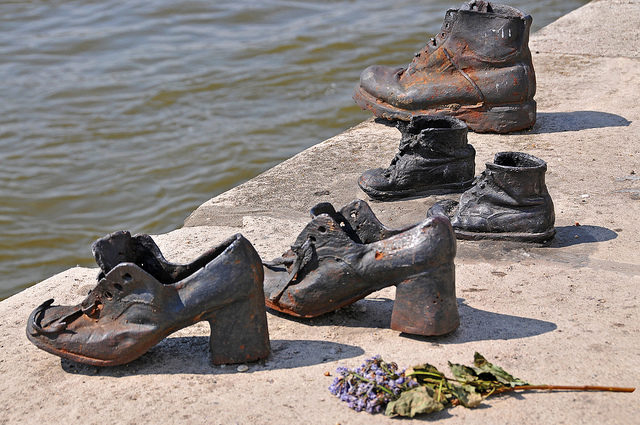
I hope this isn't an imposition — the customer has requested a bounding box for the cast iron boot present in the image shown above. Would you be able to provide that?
[359,115,475,200]
[27,231,270,366]
[353,1,536,133]
[263,200,460,336]
[438,152,555,242]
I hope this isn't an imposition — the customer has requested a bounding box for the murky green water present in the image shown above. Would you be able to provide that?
[0,0,587,299]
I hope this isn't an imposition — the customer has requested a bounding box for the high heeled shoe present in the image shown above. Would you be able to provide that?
[26,231,270,366]
[263,200,460,336]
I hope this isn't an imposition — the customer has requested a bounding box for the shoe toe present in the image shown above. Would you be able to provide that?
[358,168,390,193]
[27,301,75,336]
[359,65,404,100]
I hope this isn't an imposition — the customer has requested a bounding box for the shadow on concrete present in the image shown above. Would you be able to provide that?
[531,111,631,133]
[270,298,556,344]
[376,111,631,134]
[547,225,617,248]
[401,298,557,344]
[60,338,364,376]
[455,224,617,262]
[267,298,393,329]
[374,117,399,128]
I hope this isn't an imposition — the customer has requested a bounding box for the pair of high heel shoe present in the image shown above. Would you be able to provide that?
[27,201,459,366]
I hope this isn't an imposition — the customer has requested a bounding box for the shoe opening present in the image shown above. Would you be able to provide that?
[406,115,467,133]
[462,1,524,18]
[494,151,543,168]
[93,230,242,285]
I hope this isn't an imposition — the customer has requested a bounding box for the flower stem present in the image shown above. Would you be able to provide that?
[407,371,466,383]
[495,385,635,394]
[436,378,444,402]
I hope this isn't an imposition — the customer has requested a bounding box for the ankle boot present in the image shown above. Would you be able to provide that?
[27,231,270,366]
[438,152,555,242]
[263,200,460,336]
[359,115,475,200]
[353,1,536,133]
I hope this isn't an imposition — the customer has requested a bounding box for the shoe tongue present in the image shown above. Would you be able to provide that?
[92,230,135,275]
[310,202,337,218]
[92,231,173,283]
[463,1,493,13]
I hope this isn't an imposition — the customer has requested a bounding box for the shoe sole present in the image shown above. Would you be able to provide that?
[27,299,271,367]
[353,85,536,134]
[265,289,373,318]
[358,177,475,201]
[26,325,173,367]
[454,227,556,243]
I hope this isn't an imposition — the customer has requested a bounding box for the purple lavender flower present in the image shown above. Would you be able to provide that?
[328,355,417,414]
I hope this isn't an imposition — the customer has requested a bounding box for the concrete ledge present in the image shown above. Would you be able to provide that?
[2,1,639,424]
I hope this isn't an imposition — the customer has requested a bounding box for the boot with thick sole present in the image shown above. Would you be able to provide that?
[359,115,475,201]
[353,1,536,133]
[437,151,555,242]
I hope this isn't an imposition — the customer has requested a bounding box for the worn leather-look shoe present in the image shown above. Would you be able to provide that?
[263,200,459,336]
[26,231,270,366]
[438,152,555,242]
[353,1,536,133]
[359,115,475,200]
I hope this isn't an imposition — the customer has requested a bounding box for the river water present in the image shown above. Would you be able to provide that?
[0,0,587,299]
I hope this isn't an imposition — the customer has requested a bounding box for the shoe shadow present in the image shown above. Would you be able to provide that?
[402,298,557,344]
[376,111,631,134]
[455,224,618,261]
[547,225,618,248]
[267,298,393,329]
[529,111,631,133]
[269,298,556,344]
[60,338,364,376]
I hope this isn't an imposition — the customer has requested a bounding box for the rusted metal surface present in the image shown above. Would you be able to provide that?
[353,1,536,133]
[263,200,459,336]
[438,152,556,242]
[359,115,475,200]
[27,231,270,366]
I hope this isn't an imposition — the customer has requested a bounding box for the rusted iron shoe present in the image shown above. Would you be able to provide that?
[437,152,555,242]
[359,115,475,200]
[263,200,459,336]
[26,231,270,366]
[353,1,536,133]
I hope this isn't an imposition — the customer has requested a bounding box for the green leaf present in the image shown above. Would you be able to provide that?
[405,363,445,384]
[407,363,444,377]
[405,364,454,403]
[385,387,445,418]
[448,362,478,382]
[473,353,528,387]
[450,384,484,408]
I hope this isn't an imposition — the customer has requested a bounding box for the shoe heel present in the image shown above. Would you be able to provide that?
[458,100,536,133]
[206,290,270,365]
[390,262,459,336]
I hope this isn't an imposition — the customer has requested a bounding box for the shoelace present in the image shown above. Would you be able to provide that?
[383,137,423,177]
[30,299,82,334]
[265,238,316,303]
